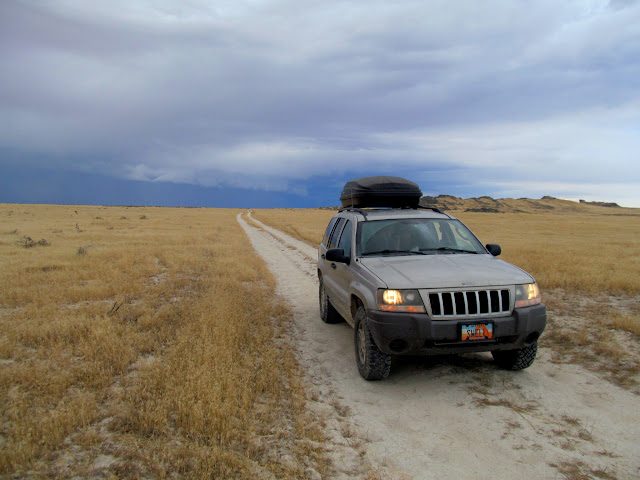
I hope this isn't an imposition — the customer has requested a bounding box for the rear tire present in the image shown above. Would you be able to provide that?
[354,306,391,380]
[319,277,343,324]
[492,342,537,370]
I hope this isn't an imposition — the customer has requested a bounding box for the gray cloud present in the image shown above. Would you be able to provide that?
[1,0,639,205]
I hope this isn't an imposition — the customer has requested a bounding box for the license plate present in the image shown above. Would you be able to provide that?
[461,323,493,341]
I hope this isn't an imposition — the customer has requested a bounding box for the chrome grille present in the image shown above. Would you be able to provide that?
[427,289,510,318]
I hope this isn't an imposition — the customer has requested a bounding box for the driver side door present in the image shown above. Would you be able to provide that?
[327,219,354,323]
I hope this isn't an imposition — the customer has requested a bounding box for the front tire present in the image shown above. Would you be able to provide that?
[319,277,343,324]
[492,342,537,370]
[354,306,391,380]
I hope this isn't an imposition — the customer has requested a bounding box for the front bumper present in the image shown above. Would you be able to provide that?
[366,303,547,355]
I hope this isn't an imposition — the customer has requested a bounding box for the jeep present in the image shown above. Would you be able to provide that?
[318,200,547,380]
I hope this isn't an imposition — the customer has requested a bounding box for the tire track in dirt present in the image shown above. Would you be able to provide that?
[239,212,640,480]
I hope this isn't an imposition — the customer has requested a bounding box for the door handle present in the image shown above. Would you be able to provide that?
[330,263,336,269]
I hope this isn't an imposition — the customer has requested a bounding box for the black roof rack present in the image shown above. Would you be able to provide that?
[338,205,449,218]
[418,206,446,214]
[338,206,372,217]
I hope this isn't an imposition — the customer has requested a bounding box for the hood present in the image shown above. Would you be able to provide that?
[360,254,534,289]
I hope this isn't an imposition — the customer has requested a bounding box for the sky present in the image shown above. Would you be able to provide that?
[1,0,639,208]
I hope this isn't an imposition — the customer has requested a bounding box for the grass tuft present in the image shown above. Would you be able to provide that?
[16,235,49,248]
[607,311,640,336]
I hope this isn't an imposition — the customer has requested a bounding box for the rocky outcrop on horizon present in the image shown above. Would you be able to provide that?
[579,199,620,208]
[420,195,527,213]
[419,195,624,213]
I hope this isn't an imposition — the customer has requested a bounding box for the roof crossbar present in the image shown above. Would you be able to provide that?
[338,206,372,217]
[338,205,448,217]
[417,206,445,214]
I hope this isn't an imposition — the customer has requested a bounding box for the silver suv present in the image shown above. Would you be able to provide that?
[318,207,547,380]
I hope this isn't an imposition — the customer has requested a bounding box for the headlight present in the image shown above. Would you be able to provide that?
[514,283,541,308]
[378,289,426,313]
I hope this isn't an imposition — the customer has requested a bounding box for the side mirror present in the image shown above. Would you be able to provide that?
[326,248,350,264]
[486,244,501,256]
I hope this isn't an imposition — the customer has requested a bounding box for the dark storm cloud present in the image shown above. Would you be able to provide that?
[1,0,639,205]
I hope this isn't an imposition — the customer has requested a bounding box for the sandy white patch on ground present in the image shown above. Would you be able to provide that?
[239,212,640,480]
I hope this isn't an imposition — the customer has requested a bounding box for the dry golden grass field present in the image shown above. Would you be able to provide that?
[0,204,328,479]
[2,200,639,479]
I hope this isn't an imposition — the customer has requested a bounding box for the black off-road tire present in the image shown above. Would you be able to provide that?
[492,342,538,371]
[319,277,343,324]
[354,306,391,380]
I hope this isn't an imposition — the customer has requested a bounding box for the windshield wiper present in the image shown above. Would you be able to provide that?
[362,249,428,256]
[420,247,478,254]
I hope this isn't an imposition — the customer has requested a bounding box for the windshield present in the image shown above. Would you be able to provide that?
[358,218,485,256]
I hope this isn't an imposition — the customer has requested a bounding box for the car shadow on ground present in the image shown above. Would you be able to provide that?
[389,352,504,380]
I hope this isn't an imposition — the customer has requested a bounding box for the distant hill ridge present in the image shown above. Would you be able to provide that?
[578,199,621,208]
[419,195,623,213]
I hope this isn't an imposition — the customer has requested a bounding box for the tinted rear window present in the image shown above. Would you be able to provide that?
[322,217,338,246]
[327,218,345,249]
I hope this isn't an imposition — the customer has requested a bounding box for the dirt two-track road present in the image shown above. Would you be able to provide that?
[238,213,639,480]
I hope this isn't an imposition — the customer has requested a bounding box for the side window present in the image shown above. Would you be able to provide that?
[322,217,338,246]
[337,220,353,257]
[327,218,345,249]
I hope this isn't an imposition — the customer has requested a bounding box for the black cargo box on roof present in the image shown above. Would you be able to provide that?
[340,176,422,208]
